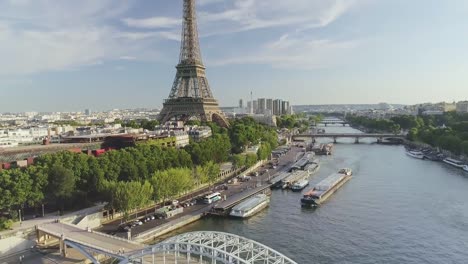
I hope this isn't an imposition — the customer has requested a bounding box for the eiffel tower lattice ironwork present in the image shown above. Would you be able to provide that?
[158,0,229,127]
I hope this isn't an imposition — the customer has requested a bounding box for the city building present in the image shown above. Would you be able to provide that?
[171,131,190,148]
[251,114,277,127]
[187,126,212,142]
[266,99,273,113]
[273,99,283,115]
[456,101,468,113]
[247,101,253,114]
[377,103,392,110]
[282,101,290,115]
[253,100,258,114]
[257,98,266,114]
[239,99,244,109]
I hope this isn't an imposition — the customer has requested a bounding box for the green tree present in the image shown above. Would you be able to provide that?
[150,171,171,202]
[202,161,220,189]
[231,154,246,168]
[47,165,76,212]
[25,166,48,208]
[245,154,258,167]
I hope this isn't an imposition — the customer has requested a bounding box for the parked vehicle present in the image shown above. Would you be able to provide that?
[203,192,222,204]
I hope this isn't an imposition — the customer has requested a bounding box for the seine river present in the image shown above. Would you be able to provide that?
[162,126,468,264]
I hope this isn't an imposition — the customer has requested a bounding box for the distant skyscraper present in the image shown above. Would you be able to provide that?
[273,99,283,115]
[253,100,258,113]
[85,109,91,116]
[247,101,252,113]
[257,98,266,114]
[239,99,244,109]
[281,101,290,115]
[266,99,273,113]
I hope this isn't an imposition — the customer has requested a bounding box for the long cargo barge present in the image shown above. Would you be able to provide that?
[301,168,352,207]
[229,194,270,218]
[282,170,309,189]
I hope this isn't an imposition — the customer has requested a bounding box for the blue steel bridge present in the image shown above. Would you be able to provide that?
[37,222,297,264]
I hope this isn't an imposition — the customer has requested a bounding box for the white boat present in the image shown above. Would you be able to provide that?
[443,158,465,169]
[406,150,424,159]
[338,168,353,176]
[463,165,468,172]
[230,194,270,218]
[291,179,309,192]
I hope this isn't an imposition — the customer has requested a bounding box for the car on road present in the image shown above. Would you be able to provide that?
[249,171,259,177]
[238,175,251,182]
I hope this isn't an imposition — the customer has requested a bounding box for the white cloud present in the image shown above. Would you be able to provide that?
[122,17,181,29]
[197,0,225,6]
[0,1,167,75]
[198,0,357,33]
[0,0,361,75]
[196,0,361,69]
[211,34,360,70]
[124,0,356,33]
[119,56,137,61]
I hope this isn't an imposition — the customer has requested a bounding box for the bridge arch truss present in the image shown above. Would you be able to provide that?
[120,231,297,264]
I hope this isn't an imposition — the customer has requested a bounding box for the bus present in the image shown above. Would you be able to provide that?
[203,192,222,204]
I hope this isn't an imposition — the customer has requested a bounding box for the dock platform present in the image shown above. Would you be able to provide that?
[210,185,271,216]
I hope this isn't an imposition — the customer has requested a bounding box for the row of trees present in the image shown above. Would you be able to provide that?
[346,113,468,155]
[276,114,314,133]
[346,115,401,134]
[228,117,278,154]
[117,119,160,130]
[0,117,279,230]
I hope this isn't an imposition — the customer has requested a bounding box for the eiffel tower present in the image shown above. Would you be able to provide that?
[158,0,229,127]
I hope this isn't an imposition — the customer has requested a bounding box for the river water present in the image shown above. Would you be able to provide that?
[161,126,468,264]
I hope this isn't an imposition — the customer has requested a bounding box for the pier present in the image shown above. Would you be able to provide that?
[210,185,272,216]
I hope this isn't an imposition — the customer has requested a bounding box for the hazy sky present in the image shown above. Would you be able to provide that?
[1,0,468,112]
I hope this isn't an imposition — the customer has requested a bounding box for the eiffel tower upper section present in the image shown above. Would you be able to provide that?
[168,0,213,99]
[159,0,228,127]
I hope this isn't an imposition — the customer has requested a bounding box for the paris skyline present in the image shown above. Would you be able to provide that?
[1,0,468,112]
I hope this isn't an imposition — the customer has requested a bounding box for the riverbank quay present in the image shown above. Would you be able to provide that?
[404,140,468,162]
[104,145,301,242]
[97,160,269,233]
[105,161,281,240]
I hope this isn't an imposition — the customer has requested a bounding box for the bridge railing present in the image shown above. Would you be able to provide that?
[124,231,298,264]
[65,239,123,257]
[89,230,142,246]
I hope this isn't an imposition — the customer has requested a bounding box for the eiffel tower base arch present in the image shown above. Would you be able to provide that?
[158,97,229,127]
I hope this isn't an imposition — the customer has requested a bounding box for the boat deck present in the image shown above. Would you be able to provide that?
[211,185,271,215]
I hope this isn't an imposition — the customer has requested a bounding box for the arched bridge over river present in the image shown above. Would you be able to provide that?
[37,222,297,263]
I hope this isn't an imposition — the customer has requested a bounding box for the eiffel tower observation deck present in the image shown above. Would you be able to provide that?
[158,0,229,127]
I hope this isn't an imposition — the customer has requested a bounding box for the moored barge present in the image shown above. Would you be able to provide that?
[301,168,352,207]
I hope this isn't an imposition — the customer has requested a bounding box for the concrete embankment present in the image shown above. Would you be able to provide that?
[134,208,210,243]
[133,160,269,243]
